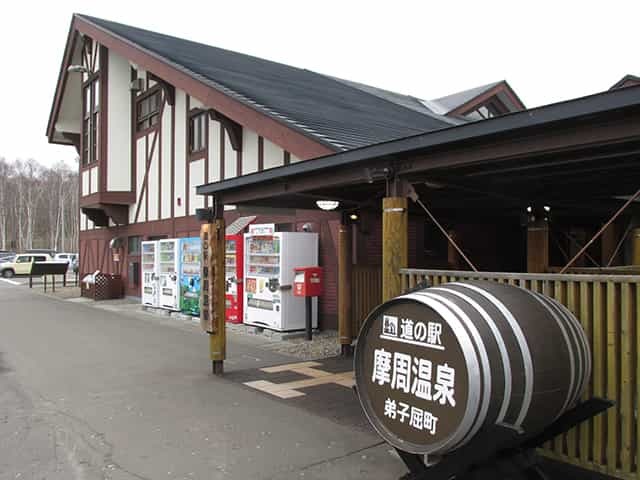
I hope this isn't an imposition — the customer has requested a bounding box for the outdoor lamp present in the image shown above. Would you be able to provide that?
[316,200,339,211]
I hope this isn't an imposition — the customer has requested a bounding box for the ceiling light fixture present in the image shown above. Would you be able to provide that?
[316,200,339,211]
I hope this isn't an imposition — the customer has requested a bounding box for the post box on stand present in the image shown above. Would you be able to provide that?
[293,266,323,340]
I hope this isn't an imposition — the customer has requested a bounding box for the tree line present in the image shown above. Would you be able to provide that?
[0,157,79,253]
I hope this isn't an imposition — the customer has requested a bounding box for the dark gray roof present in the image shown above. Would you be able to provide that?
[610,74,640,90]
[78,14,460,151]
[432,81,503,113]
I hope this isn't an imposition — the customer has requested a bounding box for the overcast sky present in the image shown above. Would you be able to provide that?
[1,1,638,167]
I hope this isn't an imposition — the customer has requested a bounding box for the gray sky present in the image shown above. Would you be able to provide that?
[1,0,638,167]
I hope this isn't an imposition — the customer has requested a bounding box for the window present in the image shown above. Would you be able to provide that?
[136,89,161,132]
[128,236,142,255]
[33,256,46,262]
[189,111,207,155]
[82,78,100,166]
[15,256,31,264]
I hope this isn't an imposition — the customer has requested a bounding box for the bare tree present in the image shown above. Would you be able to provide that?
[0,158,10,250]
[0,157,78,252]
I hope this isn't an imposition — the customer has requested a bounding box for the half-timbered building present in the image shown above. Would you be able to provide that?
[47,14,525,328]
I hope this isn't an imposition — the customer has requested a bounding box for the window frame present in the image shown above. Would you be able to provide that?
[188,109,208,160]
[81,73,100,167]
[127,236,142,256]
[135,86,162,136]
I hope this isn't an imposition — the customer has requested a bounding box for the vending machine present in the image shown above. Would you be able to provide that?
[141,240,159,307]
[243,226,319,331]
[225,234,245,323]
[179,237,201,316]
[158,239,180,310]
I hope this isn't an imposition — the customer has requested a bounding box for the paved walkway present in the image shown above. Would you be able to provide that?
[0,280,405,480]
[0,281,615,480]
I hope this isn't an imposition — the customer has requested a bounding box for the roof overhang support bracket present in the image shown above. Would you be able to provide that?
[149,73,175,106]
[209,109,243,152]
[62,132,81,155]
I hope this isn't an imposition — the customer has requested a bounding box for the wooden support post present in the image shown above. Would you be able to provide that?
[601,223,619,266]
[447,229,463,270]
[202,210,226,376]
[631,227,640,265]
[527,219,549,273]
[338,220,353,356]
[382,197,408,302]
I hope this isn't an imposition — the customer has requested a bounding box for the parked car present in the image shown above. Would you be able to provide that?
[54,253,78,272]
[0,253,53,278]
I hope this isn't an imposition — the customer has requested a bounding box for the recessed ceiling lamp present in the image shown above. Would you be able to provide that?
[316,200,339,211]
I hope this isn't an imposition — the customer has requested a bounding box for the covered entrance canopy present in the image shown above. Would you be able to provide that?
[198,86,640,218]
[198,83,640,344]
[197,85,640,478]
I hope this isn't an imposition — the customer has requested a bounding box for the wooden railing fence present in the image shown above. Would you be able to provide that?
[400,268,640,480]
[351,265,382,335]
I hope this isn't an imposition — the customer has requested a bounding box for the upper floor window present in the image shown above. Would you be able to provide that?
[136,88,161,132]
[82,77,100,166]
[189,111,207,155]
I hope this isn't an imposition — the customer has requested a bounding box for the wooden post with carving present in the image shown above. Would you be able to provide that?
[382,196,408,302]
[200,209,226,375]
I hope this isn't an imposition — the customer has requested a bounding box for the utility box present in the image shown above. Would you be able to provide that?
[293,266,323,297]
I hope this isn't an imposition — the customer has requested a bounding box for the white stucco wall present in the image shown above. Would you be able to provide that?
[82,169,89,196]
[130,137,146,223]
[189,159,205,215]
[147,138,159,221]
[160,103,173,219]
[106,50,132,191]
[242,129,258,174]
[224,133,237,179]
[208,120,221,182]
[263,137,284,170]
[90,166,99,194]
[174,91,186,217]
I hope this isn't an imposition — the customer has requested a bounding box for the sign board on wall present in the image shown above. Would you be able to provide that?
[249,224,276,235]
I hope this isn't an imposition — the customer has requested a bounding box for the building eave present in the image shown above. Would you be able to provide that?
[197,85,640,200]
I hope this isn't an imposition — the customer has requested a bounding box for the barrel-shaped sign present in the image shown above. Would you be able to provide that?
[355,281,591,455]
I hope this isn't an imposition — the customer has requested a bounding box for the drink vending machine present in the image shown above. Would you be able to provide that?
[243,225,318,331]
[225,234,244,323]
[141,240,159,307]
[158,239,180,310]
[179,237,201,315]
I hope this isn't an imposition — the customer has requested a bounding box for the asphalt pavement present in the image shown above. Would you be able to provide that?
[0,280,406,480]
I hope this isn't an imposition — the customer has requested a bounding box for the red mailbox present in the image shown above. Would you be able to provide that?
[293,266,323,297]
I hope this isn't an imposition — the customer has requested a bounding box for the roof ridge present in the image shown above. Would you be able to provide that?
[323,74,461,126]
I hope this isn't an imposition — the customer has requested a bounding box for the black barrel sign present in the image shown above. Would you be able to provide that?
[355,281,591,455]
